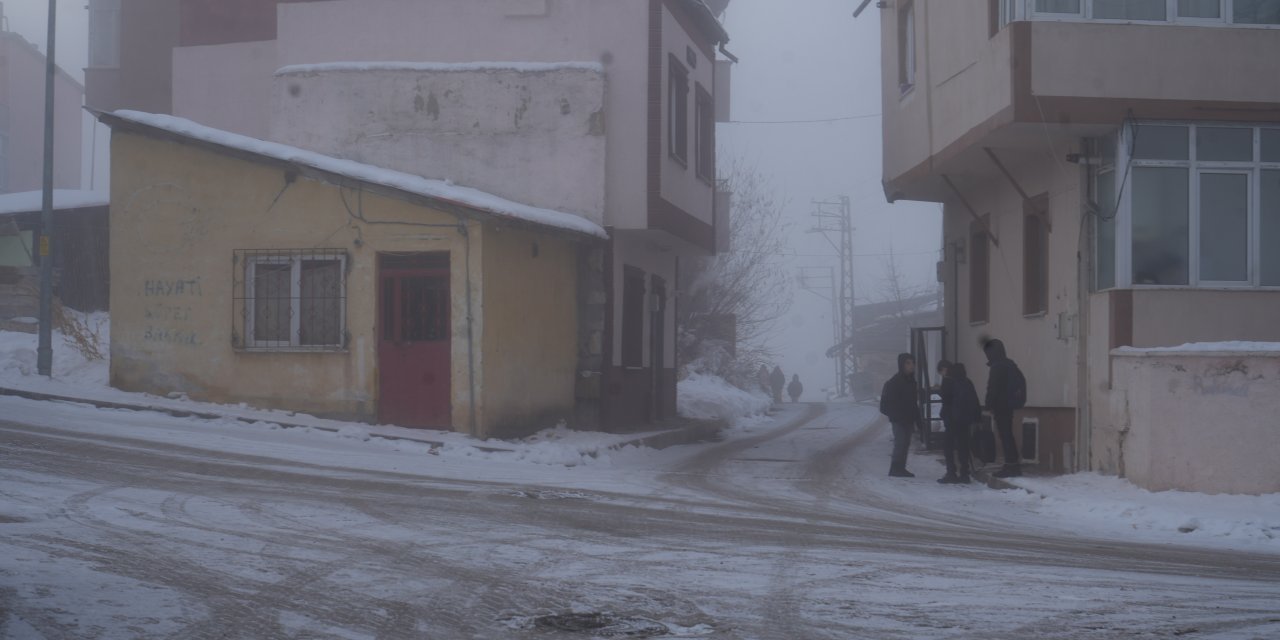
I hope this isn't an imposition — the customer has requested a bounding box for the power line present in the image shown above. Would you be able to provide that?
[723,113,882,125]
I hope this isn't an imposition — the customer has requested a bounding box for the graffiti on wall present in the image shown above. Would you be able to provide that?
[142,278,202,346]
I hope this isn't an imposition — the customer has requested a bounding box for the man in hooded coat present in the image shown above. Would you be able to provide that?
[879,353,920,478]
[984,339,1023,478]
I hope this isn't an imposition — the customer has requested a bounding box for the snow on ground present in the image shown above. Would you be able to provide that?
[676,373,772,428]
[1114,341,1280,353]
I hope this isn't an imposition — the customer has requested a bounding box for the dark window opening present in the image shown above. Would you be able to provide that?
[1023,195,1049,316]
[622,267,646,368]
[668,55,689,165]
[969,218,990,324]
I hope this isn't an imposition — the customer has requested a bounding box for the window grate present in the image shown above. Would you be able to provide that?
[232,249,348,351]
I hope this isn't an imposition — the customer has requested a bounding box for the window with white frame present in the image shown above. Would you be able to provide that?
[1012,0,1280,25]
[88,0,122,68]
[235,249,347,350]
[1091,135,1118,290]
[1102,123,1280,288]
[898,2,916,94]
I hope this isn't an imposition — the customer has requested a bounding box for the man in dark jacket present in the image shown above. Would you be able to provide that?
[938,363,979,484]
[879,353,920,478]
[787,374,804,403]
[769,366,786,404]
[984,339,1022,478]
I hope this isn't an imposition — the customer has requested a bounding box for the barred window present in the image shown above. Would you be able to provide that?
[234,249,347,350]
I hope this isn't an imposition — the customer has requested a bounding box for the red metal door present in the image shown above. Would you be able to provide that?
[378,255,451,428]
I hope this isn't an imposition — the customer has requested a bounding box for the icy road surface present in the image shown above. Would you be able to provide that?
[2,401,1278,639]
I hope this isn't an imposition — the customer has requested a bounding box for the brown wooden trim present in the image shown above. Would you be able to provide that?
[652,197,716,253]
[1109,289,1133,350]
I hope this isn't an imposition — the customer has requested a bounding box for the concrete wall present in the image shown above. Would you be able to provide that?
[0,34,83,192]
[270,65,606,224]
[171,0,657,230]
[110,128,580,437]
[481,225,578,437]
[1111,350,1280,495]
[173,40,277,140]
[1031,21,1280,104]
[1130,290,1280,348]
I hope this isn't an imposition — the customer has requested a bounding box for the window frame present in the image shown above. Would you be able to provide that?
[1012,0,1280,27]
[897,1,917,96]
[694,83,715,184]
[88,0,123,68]
[1107,122,1280,291]
[239,250,348,351]
[1023,195,1051,316]
[667,54,690,167]
[621,266,647,368]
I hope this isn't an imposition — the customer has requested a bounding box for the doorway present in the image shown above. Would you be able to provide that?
[378,253,451,428]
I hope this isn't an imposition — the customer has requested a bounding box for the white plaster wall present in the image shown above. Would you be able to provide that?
[1112,351,1280,495]
[271,66,606,223]
[172,40,278,140]
[658,5,715,225]
[274,0,651,230]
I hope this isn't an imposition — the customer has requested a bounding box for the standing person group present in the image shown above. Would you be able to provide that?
[760,365,804,404]
[878,337,1026,481]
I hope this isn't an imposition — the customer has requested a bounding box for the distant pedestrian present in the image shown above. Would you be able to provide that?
[937,363,980,484]
[983,339,1027,478]
[769,366,786,404]
[879,353,920,478]
[787,374,804,403]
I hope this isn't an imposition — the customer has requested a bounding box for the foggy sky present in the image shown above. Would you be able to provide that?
[6,0,943,398]
[720,0,941,397]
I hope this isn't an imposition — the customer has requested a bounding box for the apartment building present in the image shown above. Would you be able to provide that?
[879,0,1280,493]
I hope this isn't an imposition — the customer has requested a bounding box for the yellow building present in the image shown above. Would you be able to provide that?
[100,110,605,439]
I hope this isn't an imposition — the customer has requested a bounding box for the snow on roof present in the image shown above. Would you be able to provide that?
[104,111,607,239]
[1115,342,1280,355]
[276,61,605,76]
[0,190,109,216]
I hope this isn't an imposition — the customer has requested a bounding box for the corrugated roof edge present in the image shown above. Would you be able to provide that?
[94,109,608,241]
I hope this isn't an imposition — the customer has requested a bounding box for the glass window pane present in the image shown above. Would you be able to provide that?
[401,276,449,343]
[1262,170,1280,286]
[1199,173,1250,282]
[1262,129,1280,163]
[1094,0,1167,20]
[1177,0,1221,18]
[1234,0,1280,24]
[1132,167,1190,285]
[1036,0,1082,13]
[299,260,342,346]
[1196,127,1253,162]
[1096,170,1117,290]
[253,263,291,343]
[1133,125,1188,161]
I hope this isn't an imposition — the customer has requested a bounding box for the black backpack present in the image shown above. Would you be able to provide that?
[1007,363,1027,410]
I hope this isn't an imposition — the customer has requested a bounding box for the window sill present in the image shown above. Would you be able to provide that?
[697,172,716,187]
[969,319,989,327]
[237,348,349,354]
[668,151,689,169]
[1023,311,1047,319]
[899,84,915,100]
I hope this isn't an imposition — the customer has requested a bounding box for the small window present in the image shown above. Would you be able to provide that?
[237,250,347,350]
[1133,125,1189,161]
[969,217,991,324]
[695,84,715,183]
[1131,167,1190,285]
[1035,0,1082,14]
[1177,0,1222,18]
[668,56,689,166]
[621,267,646,368]
[1261,170,1280,286]
[898,2,916,94]
[1261,128,1280,162]
[1198,172,1250,282]
[1093,0,1167,20]
[1234,0,1280,24]
[1196,127,1253,162]
[1023,196,1050,315]
[88,0,122,68]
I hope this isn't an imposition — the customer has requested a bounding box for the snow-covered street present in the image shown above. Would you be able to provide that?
[2,399,1278,639]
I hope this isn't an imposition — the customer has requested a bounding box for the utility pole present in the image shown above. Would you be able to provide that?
[810,197,855,396]
[798,266,840,396]
[37,0,57,377]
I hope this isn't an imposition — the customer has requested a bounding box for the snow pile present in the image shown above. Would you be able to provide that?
[0,312,109,390]
[677,373,771,425]
[1115,341,1280,354]
[106,110,607,239]
[1007,472,1280,549]
[437,423,648,467]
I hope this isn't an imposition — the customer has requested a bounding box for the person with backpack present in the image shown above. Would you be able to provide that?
[879,353,921,478]
[983,338,1026,478]
[937,363,980,484]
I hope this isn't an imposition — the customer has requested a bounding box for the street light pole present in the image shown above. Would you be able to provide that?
[37,0,57,377]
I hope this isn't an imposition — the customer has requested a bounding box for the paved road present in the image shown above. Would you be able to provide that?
[1,404,1278,639]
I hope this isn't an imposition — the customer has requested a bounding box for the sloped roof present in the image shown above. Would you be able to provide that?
[97,110,608,240]
[0,190,109,216]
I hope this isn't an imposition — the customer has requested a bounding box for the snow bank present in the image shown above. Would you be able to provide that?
[677,373,771,425]
[0,190,109,215]
[106,111,608,239]
[1115,341,1280,354]
[0,312,109,389]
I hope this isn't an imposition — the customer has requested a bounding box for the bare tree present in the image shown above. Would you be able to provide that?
[679,158,793,387]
